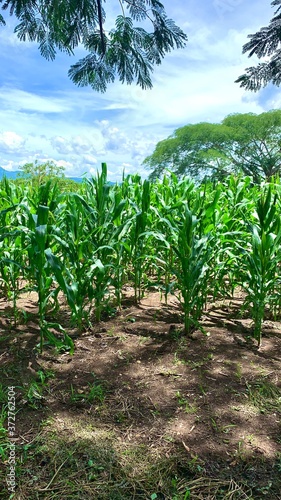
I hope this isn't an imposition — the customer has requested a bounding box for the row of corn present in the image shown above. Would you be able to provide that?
[1,164,281,350]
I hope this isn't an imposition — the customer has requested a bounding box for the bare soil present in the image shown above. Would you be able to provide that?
[0,290,281,499]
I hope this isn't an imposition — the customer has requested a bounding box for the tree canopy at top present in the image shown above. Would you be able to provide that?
[0,0,187,92]
[143,110,281,183]
[236,0,281,91]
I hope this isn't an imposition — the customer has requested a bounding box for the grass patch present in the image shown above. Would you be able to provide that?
[245,377,281,413]
[6,422,257,500]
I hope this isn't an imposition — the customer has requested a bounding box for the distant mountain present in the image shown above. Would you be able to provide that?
[63,176,84,183]
[0,167,84,183]
[0,167,20,180]
[0,167,116,184]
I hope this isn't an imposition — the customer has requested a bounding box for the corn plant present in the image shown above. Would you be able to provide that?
[150,174,195,301]
[21,181,73,352]
[0,235,24,325]
[78,164,128,319]
[0,182,30,316]
[194,178,252,303]
[47,164,128,326]
[125,179,152,302]
[0,181,20,300]
[209,176,254,300]
[239,186,281,346]
[108,187,131,309]
[171,205,214,335]
[52,194,97,328]
[83,164,125,318]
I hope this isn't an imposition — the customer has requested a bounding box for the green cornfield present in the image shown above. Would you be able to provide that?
[1,163,281,350]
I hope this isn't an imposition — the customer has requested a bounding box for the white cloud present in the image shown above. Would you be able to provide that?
[54,159,73,169]
[49,136,73,155]
[1,159,20,171]
[50,134,102,156]
[0,87,72,114]
[82,154,97,165]
[0,131,25,152]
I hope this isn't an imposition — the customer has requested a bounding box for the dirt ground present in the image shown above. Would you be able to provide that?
[0,290,281,499]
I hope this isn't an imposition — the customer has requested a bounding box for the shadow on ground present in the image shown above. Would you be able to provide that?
[0,292,280,499]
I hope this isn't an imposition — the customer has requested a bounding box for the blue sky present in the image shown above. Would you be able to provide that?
[0,0,278,181]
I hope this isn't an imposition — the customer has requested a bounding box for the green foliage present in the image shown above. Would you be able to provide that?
[0,0,187,91]
[18,160,65,187]
[3,166,281,350]
[70,382,106,404]
[24,381,44,409]
[238,186,281,346]
[245,377,281,413]
[172,205,214,335]
[144,110,281,183]
[0,403,8,456]
[22,181,67,352]
[236,1,281,91]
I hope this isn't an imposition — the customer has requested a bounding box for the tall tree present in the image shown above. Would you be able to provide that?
[0,0,187,92]
[18,160,65,187]
[236,1,281,91]
[143,110,281,183]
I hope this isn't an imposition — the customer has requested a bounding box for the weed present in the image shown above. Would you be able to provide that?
[235,362,242,380]
[275,452,281,472]
[187,354,213,369]
[256,481,273,495]
[87,383,106,403]
[40,417,55,428]
[169,327,183,341]
[150,409,160,418]
[173,353,186,366]
[210,416,236,435]
[0,383,7,403]
[106,326,117,337]
[0,404,8,461]
[245,377,281,413]
[176,391,197,414]
[0,404,8,438]
[23,381,44,409]
[114,411,127,423]
[138,335,149,345]
[70,382,106,405]
[37,369,55,384]
[199,384,207,396]
[234,439,247,461]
